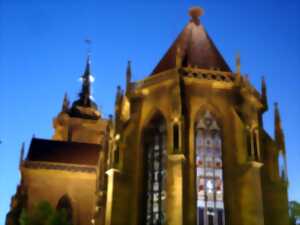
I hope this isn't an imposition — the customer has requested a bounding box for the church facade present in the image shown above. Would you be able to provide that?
[6,7,289,225]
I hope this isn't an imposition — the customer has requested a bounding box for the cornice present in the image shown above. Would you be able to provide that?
[23,160,97,174]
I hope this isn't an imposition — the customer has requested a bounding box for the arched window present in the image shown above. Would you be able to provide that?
[56,195,73,223]
[143,114,167,225]
[195,111,225,225]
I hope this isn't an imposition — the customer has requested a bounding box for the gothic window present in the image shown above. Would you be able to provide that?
[195,111,225,225]
[246,130,252,158]
[56,195,73,224]
[246,128,260,161]
[143,114,167,225]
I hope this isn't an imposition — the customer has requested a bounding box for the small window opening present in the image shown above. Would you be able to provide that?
[253,130,259,161]
[246,130,252,159]
[173,124,179,153]
[114,147,119,164]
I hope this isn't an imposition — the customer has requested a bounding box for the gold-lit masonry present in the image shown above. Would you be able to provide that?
[6,7,289,225]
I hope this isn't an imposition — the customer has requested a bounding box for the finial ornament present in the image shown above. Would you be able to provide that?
[236,52,241,74]
[261,76,268,110]
[126,60,132,84]
[126,60,132,95]
[274,102,285,152]
[189,7,204,24]
[62,92,70,113]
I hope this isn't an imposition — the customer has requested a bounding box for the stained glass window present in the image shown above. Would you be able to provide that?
[195,111,225,225]
[144,115,167,225]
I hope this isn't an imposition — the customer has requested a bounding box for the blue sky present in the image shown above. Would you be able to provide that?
[0,0,299,223]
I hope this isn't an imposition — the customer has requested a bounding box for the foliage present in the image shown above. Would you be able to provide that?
[19,201,71,225]
[289,201,300,225]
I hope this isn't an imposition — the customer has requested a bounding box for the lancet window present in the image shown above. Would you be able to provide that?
[143,115,167,225]
[195,111,225,225]
[246,127,260,161]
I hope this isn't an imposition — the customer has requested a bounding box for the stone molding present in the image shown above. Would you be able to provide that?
[23,160,97,173]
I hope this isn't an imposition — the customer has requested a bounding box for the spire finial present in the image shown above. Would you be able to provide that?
[274,102,280,124]
[62,92,70,113]
[189,7,204,25]
[274,102,285,151]
[236,52,241,74]
[126,60,132,87]
[261,76,268,110]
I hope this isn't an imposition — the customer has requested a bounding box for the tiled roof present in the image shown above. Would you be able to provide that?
[26,138,101,166]
[151,19,230,75]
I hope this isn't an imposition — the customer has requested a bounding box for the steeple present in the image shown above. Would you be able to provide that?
[261,76,268,110]
[274,103,285,152]
[79,55,93,107]
[69,55,100,120]
[62,93,70,113]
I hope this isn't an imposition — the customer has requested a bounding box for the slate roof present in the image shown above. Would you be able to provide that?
[26,138,101,166]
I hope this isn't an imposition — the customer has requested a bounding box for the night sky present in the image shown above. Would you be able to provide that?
[1,0,300,223]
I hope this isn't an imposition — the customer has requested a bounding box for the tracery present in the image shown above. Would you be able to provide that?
[195,111,225,225]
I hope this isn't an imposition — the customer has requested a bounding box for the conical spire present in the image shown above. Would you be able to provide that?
[62,92,70,113]
[261,76,268,110]
[274,102,285,151]
[79,55,93,106]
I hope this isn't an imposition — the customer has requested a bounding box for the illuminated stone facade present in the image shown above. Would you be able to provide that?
[6,7,289,225]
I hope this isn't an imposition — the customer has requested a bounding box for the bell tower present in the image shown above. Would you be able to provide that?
[52,55,107,144]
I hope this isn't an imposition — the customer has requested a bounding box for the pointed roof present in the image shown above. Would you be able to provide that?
[79,55,93,106]
[151,7,230,75]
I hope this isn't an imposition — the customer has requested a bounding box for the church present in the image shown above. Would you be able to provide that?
[6,7,290,225]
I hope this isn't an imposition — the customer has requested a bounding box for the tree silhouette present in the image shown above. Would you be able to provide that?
[19,201,71,225]
[289,201,300,225]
